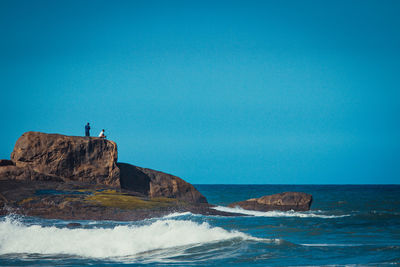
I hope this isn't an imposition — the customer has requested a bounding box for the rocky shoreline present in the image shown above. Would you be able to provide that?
[0,132,244,220]
[0,180,242,221]
[0,131,312,221]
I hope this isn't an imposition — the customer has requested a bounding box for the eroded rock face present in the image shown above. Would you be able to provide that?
[10,132,120,186]
[140,167,208,204]
[117,163,150,195]
[0,165,63,182]
[228,192,312,211]
[119,163,207,204]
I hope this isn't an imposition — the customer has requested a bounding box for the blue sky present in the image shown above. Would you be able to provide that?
[1,0,399,184]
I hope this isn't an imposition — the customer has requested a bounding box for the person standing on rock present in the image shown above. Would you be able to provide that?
[99,129,106,139]
[85,123,91,137]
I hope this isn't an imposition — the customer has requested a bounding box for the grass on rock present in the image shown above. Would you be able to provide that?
[84,189,179,210]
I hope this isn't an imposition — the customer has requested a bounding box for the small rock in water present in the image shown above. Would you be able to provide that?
[228,192,313,211]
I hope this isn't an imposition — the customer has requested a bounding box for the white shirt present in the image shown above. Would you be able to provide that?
[99,130,105,137]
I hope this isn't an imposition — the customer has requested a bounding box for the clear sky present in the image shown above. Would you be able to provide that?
[1,0,399,184]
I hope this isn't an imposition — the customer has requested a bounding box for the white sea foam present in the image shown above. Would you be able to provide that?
[301,243,362,247]
[212,206,350,218]
[161,211,193,219]
[0,216,269,258]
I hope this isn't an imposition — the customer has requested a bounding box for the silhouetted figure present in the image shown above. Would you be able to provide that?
[99,129,106,139]
[85,123,91,137]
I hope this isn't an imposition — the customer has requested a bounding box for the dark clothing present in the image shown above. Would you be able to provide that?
[85,124,90,136]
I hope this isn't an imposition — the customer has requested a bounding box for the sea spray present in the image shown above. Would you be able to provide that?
[212,206,350,218]
[0,216,270,258]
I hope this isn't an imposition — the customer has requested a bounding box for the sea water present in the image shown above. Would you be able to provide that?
[1,185,399,266]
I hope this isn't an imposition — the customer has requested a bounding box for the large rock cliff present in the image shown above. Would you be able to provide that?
[1,131,206,204]
[10,132,120,186]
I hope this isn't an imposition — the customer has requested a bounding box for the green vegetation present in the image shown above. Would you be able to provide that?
[19,197,37,205]
[84,190,179,210]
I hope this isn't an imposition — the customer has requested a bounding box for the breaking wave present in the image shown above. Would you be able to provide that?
[0,215,272,259]
[212,206,350,218]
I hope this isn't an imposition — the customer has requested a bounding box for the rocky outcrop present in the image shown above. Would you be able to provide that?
[118,163,207,204]
[228,192,312,211]
[1,132,317,221]
[1,131,207,205]
[10,132,120,186]
[0,132,219,220]
[140,166,208,204]
[0,180,238,221]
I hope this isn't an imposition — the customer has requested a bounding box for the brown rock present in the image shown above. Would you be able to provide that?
[10,132,120,187]
[118,163,207,204]
[228,192,312,211]
[0,165,63,182]
[142,167,208,204]
[1,131,209,213]
[0,165,28,181]
[118,163,150,195]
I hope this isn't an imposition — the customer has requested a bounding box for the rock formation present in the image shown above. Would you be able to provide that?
[228,192,312,211]
[0,164,63,182]
[10,131,120,186]
[0,131,314,221]
[118,163,207,204]
[118,163,150,195]
[140,166,207,203]
[1,131,207,204]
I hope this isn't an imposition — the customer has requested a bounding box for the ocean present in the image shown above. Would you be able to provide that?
[1,184,399,266]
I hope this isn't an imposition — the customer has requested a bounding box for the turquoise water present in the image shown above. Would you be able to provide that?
[1,185,399,266]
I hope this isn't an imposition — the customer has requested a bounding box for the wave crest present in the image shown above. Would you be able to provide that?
[212,206,350,218]
[0,216,270,259]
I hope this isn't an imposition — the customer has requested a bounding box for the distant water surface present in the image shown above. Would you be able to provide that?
[1,185,399,266]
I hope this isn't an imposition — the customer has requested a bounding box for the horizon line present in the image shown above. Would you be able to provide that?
[192,183,400,185]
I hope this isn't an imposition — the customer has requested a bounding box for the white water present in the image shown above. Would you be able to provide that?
[0,216,268,258]
[301,243,363,247]
[212,206,350,218]
[161,211,193,219]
